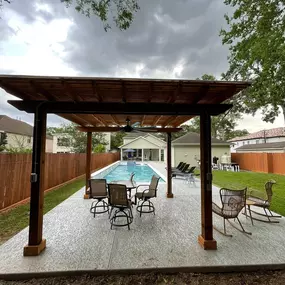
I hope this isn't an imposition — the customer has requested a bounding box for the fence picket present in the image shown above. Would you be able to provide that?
[0,152,119,211]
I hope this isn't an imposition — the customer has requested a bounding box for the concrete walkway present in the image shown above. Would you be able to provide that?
[0,162,285,274]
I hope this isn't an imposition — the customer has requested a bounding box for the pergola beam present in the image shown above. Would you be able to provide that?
[8,101,233,116]
[77,126,182,133]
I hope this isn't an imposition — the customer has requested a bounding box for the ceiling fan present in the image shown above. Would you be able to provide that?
[119,118,159,133]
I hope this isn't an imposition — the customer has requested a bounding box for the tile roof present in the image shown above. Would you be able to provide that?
[236,141,285,150]
[0,115,53,139]
[172,132,230,145]
[229,127,285,142]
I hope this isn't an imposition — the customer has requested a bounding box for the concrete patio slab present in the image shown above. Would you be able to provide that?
[0,162,285,274]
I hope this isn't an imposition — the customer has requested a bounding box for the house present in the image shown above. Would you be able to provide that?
[229,127,285,152]
[236,141,285,153]
[0,115,53,152]
[172,132,231,167]
[119,132,167,162]
[52,132,111,153]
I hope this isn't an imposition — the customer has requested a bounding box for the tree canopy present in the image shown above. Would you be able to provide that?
[1,0,139,31]
[220,0,285,123]
[47,123,107,153]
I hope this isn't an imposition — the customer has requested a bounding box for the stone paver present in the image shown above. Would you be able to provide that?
[0,162,284,274]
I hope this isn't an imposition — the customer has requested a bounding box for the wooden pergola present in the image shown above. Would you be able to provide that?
[0,75,250,256]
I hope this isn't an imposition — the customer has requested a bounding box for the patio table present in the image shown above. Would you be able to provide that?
[243,199,256,225]
[109,180,137,198]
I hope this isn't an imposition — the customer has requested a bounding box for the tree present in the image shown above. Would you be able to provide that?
[220,0,285,124]
[110,132,126,149]
[224,129,249,141]
[1,0,139,31]
[0,132,7,152]
[47,123,107,153]
[93,143,106,153]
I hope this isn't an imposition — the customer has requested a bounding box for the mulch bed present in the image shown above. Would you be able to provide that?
[2,270,285,285]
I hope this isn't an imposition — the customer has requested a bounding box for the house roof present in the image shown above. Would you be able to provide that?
[0,115,53,139]
[229,127,285,142]
[172,132,230,145]
[0,74,250,128]
[120,136,162,149]
[236,141,285,150]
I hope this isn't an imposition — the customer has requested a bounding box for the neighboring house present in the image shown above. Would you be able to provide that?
[0,115,53,152]
[52,132,111,153]
[172,132,231,167]
[119,132,167,162]
[229,127,285,153]
[236,141,285,153]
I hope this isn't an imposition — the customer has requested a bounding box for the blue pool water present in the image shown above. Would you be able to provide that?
[104,164,164,183]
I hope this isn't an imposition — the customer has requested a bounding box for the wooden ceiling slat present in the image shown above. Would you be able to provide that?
[62,81,81,101]
[30,81,56,101]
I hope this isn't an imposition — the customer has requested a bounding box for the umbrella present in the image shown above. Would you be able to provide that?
[123,149,135,153]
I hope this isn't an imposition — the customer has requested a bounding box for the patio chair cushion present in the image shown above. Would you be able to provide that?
[135,192,154,199]
[90,195,107,199]
[247,196,270,207]
[212,202,237,219]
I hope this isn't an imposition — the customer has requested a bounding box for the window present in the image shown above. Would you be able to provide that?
[27,137,31,144]
[256,140,259,144]
[161,149,164,161]
[57,137,70,147]
[247,141,249,144]
[243,141,245,145]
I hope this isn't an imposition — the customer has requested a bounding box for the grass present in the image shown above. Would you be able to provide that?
[0,178,85,245]
[211,170,285,216]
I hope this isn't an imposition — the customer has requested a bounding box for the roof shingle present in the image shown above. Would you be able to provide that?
[229,127,285,142]
[0,115,53,139]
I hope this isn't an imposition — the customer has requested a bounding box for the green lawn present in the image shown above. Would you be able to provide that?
[211,170,285,216]
[0,178,85,245]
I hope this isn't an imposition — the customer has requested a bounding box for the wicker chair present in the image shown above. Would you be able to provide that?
[246,180,281,223]
[108,184,133,230]
[212,188,251,237]
[135,175,160,217]
[89,179,109,218]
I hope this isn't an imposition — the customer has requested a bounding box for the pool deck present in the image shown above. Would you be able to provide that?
[0,162,285,275]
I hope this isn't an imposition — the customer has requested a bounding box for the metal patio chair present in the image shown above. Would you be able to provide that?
[108,183,133,230]
[89,179,109,218]
[135,175,160,217]
[245,180,281,223]
[212,187,251,237]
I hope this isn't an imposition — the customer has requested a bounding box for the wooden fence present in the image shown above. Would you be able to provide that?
[0,152,120,211]
[231,153,285,175]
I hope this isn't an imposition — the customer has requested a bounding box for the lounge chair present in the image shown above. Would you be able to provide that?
[108,183,133,230]
[89,179,109,218]
[245,180,281,223]
[212,187,251,237]
[171,164,190,177]
[135,175,160,217]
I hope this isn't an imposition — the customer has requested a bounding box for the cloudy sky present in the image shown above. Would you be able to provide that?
[0,0,284,132]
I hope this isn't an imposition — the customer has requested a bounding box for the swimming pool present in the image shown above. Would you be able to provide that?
[103,164,165,183]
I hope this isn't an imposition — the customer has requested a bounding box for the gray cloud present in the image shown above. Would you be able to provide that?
[62,0,231,79]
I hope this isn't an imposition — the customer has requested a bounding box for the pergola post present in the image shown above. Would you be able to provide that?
[120,148,123,161]
[166,133,173,198]
[23,106,47,256]
[198,112,217,250]
[84,131,92,199]
[142,148,144,162]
